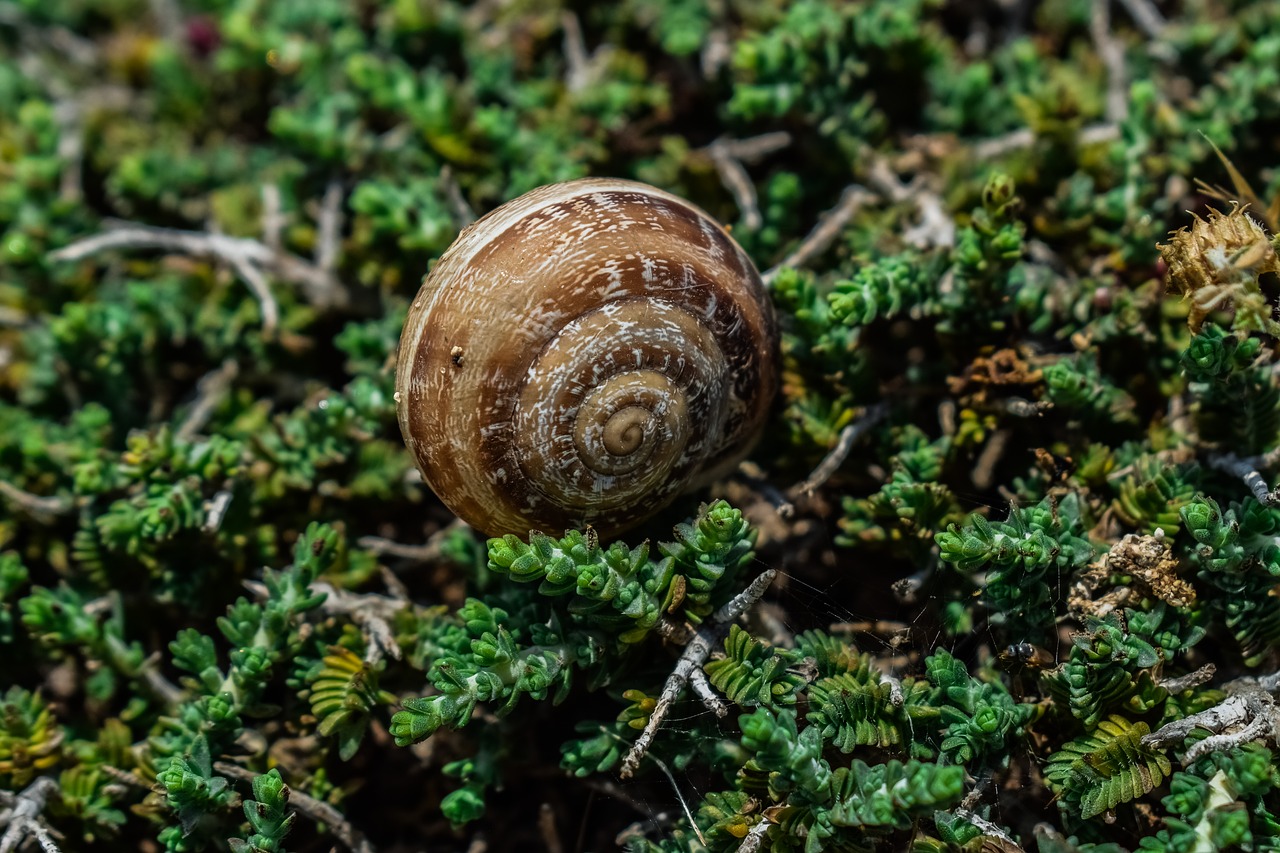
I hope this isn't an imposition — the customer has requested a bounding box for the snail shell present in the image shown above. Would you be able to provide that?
[395,177,778,537]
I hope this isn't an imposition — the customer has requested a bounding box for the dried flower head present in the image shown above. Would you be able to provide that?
[1159,204,1280,334]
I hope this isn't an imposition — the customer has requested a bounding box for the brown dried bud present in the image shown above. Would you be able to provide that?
[1158,205,1280,333]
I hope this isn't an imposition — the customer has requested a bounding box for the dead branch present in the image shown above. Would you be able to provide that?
[50,219,349,318]
[1090,0,1129,124]
[0,777,61,853]
[763,184,874,286]
[787,403,890,499]
[620,570,777,778]
[215,763,375,853]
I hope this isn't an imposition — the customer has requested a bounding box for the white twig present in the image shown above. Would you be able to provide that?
[244,579,405,664]
[713,132,792,163]
[357,519,470,563]
[620,570,777,778]
[1160,663,1217,694]
[763,185,874,286]
[954,809,1023,850]
[735,818,772,853]
[865,157,955,249]
[227,254,279,333]
[311,583,406,664]
[1115,0,1166,39]
[1208,451,1280,505]
[1184,713,1273,763]
[688,668,729,717]
[1091,0,1129,124]
[261,184,285,252]
[561,11,591,94]
[316,178,344,273]
[202,489,234,534]
[50,219,348,311]
[703,133,792,233]
[177,359,239,440]
[971,123,1119,160]
[53,101,83,203]
[0,480,73,520]
[0,777,61,853]
[787,403,890,499]
[1142,676,1280,763]
[706,142,762,231]
[440,166,476,225]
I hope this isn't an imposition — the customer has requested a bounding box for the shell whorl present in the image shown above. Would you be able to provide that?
[395,178,778,537]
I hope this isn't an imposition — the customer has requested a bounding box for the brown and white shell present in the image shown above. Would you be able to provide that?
[395,177,779,537]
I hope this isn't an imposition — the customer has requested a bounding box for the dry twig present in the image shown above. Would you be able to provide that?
[620,570,777,778]
[787,403,890,499]
[0,480,73,521]
[865,156,956,249]
[736,819,772,853]
[561,11,591,94]
[706,142,763,231]
[1143,674,1280,762]
[177,359,239,441]
[1115,0,1167,39]
[215,763,376,853]
[971,123,1119,160]
[702,132,792,233]
[1208,451,1280,506]
[316,178,344,274]
[261,184,285,252]
[763,184,874,286]
[243,578,405,664]
[50,219,349,323]
[357,519,470,564]
[0,777,61,853]
[440,166,476,225]
[954,809,1024,851]
[1091,0,1129,124]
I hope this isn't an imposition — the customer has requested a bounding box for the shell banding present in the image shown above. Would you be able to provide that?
[395,178,779,537]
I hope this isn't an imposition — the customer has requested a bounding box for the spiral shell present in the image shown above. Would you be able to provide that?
[395,178,778,537]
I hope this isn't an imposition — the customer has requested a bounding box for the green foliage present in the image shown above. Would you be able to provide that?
[1042,354,1137,427]
[1182,325,1280,453]
[1041,614,1164,729]
[229,770,295,853]
[705,625,806,708]
[828,251,941,327]
[147,524,336,850]
[737,707,965,851]
[52,765,128,843]
[839,426,963,554]
[924,649,1037,766]
[391,501,755,747]
[937,493,1094,643]
[728,0,943,155]
[303,646,396,761]
[1181,496,1280,665]
[0,552,28,645]
[806,669,932,755]
[0,687,60,787]
[1045,716,1172,820]
[1137,742,1280,852]
[1111,457,1200,536]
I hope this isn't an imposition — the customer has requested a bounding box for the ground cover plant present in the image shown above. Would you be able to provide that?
[2,0,1280,850]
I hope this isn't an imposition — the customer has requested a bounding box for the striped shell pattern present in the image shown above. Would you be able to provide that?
[395,178,779,537]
